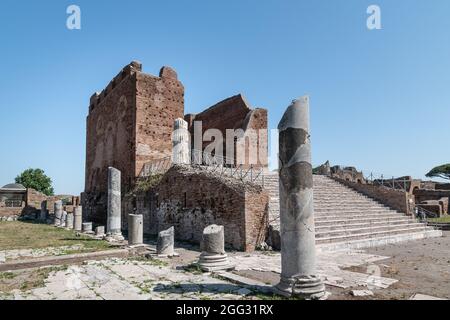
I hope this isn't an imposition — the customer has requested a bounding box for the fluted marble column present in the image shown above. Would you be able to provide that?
[172,118,190,165]
[276,96,325,299]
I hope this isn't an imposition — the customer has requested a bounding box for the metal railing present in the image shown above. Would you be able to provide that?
[191,149,265,186]
[139,149,265,186]
[414,206,439,222]
[139,156,172,177]
[366,174,410,192]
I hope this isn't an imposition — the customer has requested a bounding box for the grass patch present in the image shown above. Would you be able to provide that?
[0,221,113,252]
[428,216,450,223]
[183,263,204,275]
[0,265,68,293]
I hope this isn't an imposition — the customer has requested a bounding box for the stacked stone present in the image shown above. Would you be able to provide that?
[54,201,63,226]
[106,167,124,241]
[276,96,325,299]
[172,118,191,165]
[128,214,143,245]
[157,227,175,257]
[198,225,232,272]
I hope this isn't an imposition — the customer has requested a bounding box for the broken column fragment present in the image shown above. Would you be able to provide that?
[73,207,82,231]
[65,213,74,229]
[54,201,63,226]
[276,96,325,299]
[172,118,190,165]
[157,226,175,257]
[128,214,143,245]
[106,167,124,241]
[198,225,232,272]
[40,201,47,221]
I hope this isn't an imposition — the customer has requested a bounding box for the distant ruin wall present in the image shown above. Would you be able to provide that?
[185,94,268,168]
[123,165,269,252]
[414,189,450,214]
[335,178,414,215]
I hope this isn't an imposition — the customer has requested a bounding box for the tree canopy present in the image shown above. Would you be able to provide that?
[425,164,450,181]
[15,168,54,196]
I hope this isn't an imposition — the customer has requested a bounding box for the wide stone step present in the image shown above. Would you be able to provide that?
[317,230,443,251]
[314,209,397,215]
[315,222,424,237]
[315,212,404,221]
[315,226,430,244]
[315,216,412,227]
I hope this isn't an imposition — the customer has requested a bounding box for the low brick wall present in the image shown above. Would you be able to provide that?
[334,178,413,215]
[123,165,269,252]
[414,189,450,214]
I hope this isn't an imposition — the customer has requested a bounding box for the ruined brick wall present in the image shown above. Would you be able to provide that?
[134,67,184,177]
[413,189,450,214]
[185,94,268,168]
[124,165,269,252]
[335,178,414,215]
[84,62,184,224]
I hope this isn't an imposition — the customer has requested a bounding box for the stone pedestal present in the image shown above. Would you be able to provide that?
[106,167,124,241]
[40,201,47,221]
[157,227,175,257]
[82,222,93,233]
[73,207,82,231]
[54,201,63,226]
[275,96,325,299]
[128,214,143,245]
[60,211,67,227]
[198,225,232,272]
[172,118,190,165]
[95,226,105,237]
[65,213,74,229]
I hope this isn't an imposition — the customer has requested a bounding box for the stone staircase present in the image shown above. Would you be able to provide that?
[264,173,442,251]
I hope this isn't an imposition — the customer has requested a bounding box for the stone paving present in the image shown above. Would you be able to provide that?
[0,257,250,300]
[0,245,85,263]
[0,247,403,300]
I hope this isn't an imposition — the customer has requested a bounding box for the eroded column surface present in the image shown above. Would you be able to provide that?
[40,201,47,221]
[106,167,124,241]
[128,214,143,245]
[198,225,232,272]
[73,207,82,232]
[276,96,325,299]
[172,118,191,165]
[54,201,63,226]
[157,226,175,257]
[65,213,74,229]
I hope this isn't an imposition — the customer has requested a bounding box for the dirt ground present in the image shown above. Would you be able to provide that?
[234,232,450,300]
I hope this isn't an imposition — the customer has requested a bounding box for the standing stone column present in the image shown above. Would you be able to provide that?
[73,206,82,231]
[276,96,325,299]
[157,227,175,257]
[60,210,68,227]
[198,225,232,272]
[106,167,124,241]
[128,214,143,245]
[172,118,191,165]
[40,201,47,221]
[66,213,74,229]
[54,201,63,226]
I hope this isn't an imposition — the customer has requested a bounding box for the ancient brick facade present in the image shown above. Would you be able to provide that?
[185,94,268,168]
[84,62,184,223]
[123,165,269,252]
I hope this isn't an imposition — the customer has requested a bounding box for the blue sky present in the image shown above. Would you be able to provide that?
[1,0,449,195]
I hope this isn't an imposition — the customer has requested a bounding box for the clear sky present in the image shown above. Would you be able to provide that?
[1,0,449,195]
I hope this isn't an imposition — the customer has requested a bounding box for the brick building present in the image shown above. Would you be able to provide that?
[83,62,184,223]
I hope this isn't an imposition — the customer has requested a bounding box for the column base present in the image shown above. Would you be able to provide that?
[105,233,125,242]
[275,275,326,300]
[198,253,234,272]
